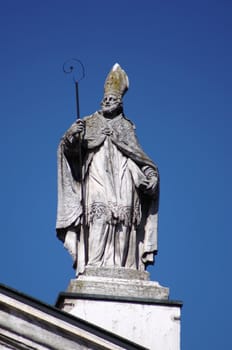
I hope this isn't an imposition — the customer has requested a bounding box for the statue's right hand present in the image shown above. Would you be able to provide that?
[71,119,85,136]
[64,119,85,144]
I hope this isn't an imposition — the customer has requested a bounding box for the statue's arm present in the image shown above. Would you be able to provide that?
[59,120,86,182]
[122,119,159,196]
[61,120,85,155]
[141,166,159,196]
[62,119,85,149]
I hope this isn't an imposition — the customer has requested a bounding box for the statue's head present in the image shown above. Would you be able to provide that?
[101,63,129,116]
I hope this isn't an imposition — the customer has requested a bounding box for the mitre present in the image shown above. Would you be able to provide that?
[103,63,129,99]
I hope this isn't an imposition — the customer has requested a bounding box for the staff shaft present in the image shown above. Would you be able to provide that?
[75,81,80,120]
[74,80,87,267]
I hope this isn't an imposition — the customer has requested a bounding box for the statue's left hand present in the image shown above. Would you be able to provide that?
[145,175,158,192]
[142,167,158,195]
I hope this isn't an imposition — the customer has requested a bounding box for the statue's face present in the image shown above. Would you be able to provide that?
[101,94,121,114]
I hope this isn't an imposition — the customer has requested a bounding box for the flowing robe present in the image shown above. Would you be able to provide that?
[56,112,159,275]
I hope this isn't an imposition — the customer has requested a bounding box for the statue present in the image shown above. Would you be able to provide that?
[56,63,159,276]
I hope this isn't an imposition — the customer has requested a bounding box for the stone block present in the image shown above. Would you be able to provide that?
[66,267,169,300]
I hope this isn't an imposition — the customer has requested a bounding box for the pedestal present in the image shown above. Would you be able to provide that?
[56,268,182,350]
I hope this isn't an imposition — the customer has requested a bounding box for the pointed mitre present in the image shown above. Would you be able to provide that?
[104,63,129,99]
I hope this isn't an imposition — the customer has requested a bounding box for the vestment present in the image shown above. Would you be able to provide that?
[56,111,159,274]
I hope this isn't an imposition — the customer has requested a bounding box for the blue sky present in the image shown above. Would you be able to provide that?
[0,0,231,348]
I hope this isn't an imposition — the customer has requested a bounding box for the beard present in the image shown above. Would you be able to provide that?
[101,102,123,118]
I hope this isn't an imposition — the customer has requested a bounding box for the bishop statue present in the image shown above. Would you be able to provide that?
[56,63,159,276]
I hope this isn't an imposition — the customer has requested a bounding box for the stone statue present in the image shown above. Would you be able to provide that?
[56,63,159,276]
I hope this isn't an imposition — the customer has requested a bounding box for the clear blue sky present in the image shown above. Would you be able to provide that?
[0,1,231,348]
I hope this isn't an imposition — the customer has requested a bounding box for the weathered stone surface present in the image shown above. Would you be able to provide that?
[0,283,147,350]
[81,267,150,280]
[56,267,178,349]
[57,292,182,350]
[66,272,169,300]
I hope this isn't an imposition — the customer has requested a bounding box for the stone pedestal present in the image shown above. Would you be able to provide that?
[56,268,182,350]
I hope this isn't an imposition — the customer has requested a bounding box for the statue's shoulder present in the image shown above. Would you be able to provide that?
[83,113,95,121]
[83,112,101,122]
[121,115,136,130]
